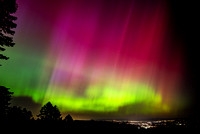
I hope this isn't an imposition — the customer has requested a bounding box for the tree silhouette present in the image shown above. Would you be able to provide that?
[37,102,61,120]
[64,114,73,123]
[0,0,17,65]
[0,86,13,120]
[7,106,33,120]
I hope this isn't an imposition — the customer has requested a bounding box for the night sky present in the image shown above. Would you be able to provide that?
[0,0,199,120]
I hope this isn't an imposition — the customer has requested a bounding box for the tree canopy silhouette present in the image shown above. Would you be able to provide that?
[7,106,33,120]
[0,86,13,120]
[37,102,62,120]
[0,0,17,64]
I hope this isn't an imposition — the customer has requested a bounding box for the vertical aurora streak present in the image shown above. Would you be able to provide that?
[0,0,187,118]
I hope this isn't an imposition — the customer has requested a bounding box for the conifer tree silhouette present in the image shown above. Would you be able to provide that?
[0,86,13,120]
[37,102,61,120]
[0,0,18,65]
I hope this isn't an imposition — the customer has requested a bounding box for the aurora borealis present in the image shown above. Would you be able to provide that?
[0,0,191,119]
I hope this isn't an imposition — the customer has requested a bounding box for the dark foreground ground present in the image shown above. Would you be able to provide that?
[1,119,199,133]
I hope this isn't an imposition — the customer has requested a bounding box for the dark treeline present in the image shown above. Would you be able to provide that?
[0,86,73,122]
[0,86,77,130]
